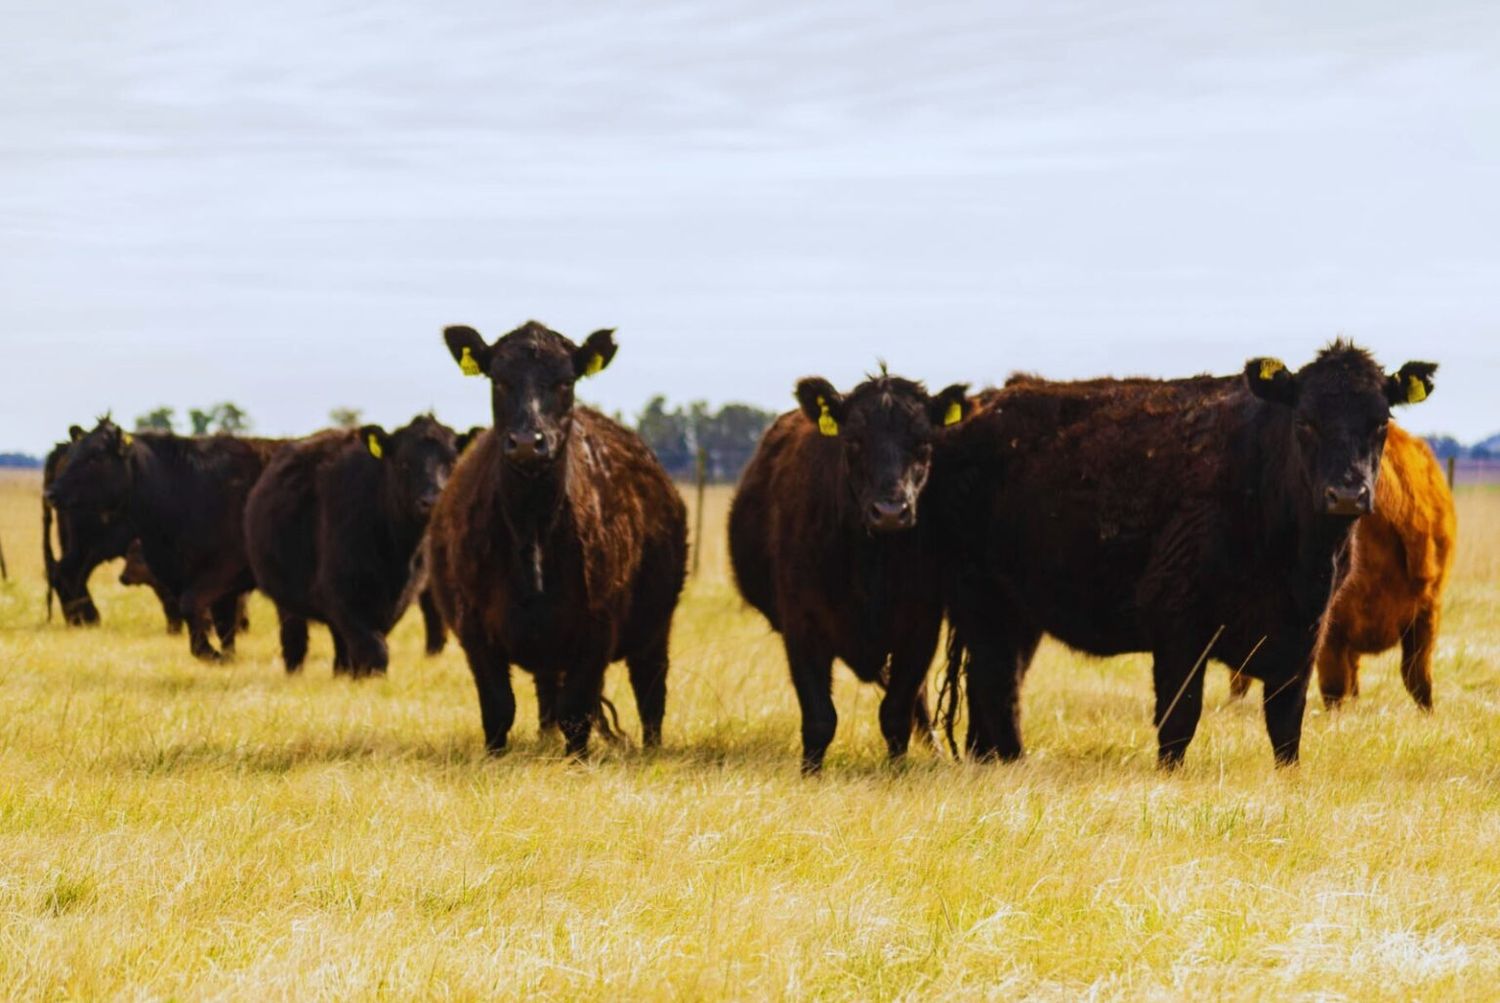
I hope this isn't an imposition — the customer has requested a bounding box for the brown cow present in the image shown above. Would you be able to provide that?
[935,342,1436,767]
[427,322,688,756]
[1230,423,1456,709]
[729,373,971,773]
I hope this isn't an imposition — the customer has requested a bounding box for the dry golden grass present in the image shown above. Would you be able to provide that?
[2,470,1499,1000]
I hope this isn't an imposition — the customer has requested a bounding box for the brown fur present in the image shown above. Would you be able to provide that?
[427,408,687,755]
[1231,424,1457,708]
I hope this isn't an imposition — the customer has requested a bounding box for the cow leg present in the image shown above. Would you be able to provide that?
[419,589,446,656]
[962,624,1036,763]
[626,630,670,748]
[556,662,606,759]
[1399,605,1438,711]
[1261,646,1315,766]
[880,626,938,760]
[1316,632,1359,709]
[330,611,388,679]
[153,585,183,634]
[462,636,515,756]
[331,630,352,676]
[1151,639,1210,769]
[783,632,837,774]
[182,603,222,663]
[278,608,309,674]
[210,594,242,657]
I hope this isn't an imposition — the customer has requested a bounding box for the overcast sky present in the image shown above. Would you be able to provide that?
[2,1,1497,453]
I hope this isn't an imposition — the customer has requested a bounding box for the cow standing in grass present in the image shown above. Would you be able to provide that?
[244,416,460,677]
[729,373,971,773]
[935,342,1435,767]
[43,430,181,631]
[43,420,281,661]
[1230,422,1457,709]
[426,322,687,756]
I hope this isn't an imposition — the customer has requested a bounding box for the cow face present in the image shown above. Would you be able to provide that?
[1245,342,1435,517]
[42,419,134,512]
[362,415,459,521]
[796,374,971,532]
[444,321,616,471]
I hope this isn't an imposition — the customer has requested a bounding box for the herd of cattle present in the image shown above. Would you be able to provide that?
[39,322,1457,773]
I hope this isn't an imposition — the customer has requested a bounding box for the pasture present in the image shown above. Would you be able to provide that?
[2,470,1499,1000]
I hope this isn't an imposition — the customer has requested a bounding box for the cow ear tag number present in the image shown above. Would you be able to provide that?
[817,396,839,436]
[367,434,383,459]
[459,346,482,377]
[1258,358,1286,382]
[583,352,605,377]
[1407,375,1428,404]
[944,401,963,427]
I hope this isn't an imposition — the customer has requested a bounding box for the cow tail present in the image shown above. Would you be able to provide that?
[42,496,55,622]
[937,624,969,760]
[594,695,628,747]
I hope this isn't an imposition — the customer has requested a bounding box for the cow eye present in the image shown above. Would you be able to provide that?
[1296,418,1318,435]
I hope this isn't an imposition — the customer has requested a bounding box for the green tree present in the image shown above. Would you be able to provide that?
[134,407,176,433]
[213,402,251,435]
[328,407,363,429]
[188,408,215,435]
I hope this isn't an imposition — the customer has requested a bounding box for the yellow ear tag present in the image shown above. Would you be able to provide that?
[582,352,604,377]
[121,432,133,447]
[817,396,839,436]
[458,345,482,377]
[1259,358,1286,381]
[1407,374,1427,403]
[367,434,383,459]
[943,400,963,427]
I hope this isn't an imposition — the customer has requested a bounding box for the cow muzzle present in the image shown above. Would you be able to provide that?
[1322,483,1372,517]
[866,498,915,533]
[503,431,552,467]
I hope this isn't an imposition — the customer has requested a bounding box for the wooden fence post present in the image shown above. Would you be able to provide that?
[1446,455,1456,489]
[693,446,707,577]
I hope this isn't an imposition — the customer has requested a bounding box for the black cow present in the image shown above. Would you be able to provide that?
[44,420,281,661]
[729,373,970,772]
[43,429,182,632]
[934,342,1435,767]
[427,321,688,756]
[244,416,460,677]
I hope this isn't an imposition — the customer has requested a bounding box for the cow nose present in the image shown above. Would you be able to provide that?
[1323,484,1371,516]
[415,491,442,515]
[868,499,913,532]
[504,432,547,463]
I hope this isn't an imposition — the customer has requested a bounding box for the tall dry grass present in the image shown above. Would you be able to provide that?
[1,471,1498,1000]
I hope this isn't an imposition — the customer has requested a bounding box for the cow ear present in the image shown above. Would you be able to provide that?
[444,325,491,378]
[1244,357,1298,406]
[69,425,85,442]
[359,425,389,460]
[574,328,618,379]
[928,383,972,428]
[795,377,844,436]
[1386,361,1436,406]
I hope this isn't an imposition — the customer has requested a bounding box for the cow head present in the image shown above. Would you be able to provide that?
[42,418,134,512]
[444,321,616,472]
[796,373,971,532]
[361,415,459,521]
[1245,341,1435,517]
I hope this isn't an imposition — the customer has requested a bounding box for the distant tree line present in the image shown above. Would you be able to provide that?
[634,397,778,482]
[135,403,253,435]
[1425,434,1499,461]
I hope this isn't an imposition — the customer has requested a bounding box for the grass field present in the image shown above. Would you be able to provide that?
[2,471,1499,1000]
